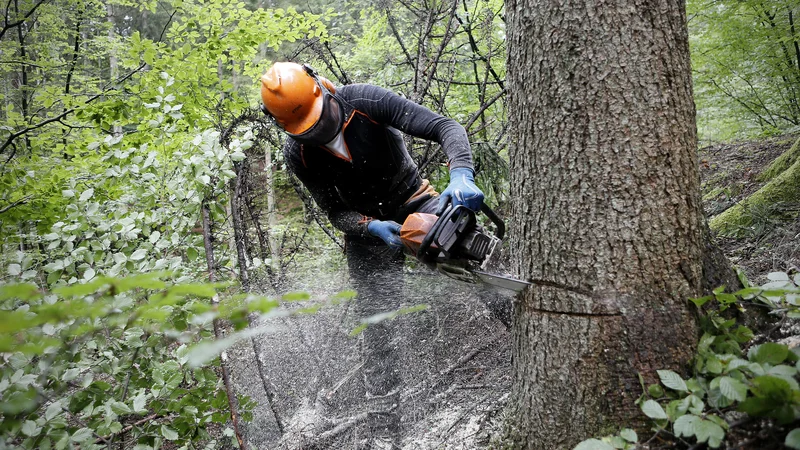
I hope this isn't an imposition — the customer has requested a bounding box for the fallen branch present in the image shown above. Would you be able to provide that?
[401,339,492,402]
[97,413,164,443]
[312,411,371,443]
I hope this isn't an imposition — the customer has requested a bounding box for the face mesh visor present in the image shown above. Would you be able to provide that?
[290,93,343,145]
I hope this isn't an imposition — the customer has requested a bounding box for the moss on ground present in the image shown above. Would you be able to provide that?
[710,154,800,236]
[757,136,800,182]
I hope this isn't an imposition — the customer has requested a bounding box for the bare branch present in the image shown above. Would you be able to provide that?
[0,194,31,214]
[464,88,505,131]
[0,8,178,157]
[0,0,47,41]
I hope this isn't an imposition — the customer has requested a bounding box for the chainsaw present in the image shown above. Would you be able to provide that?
[399,204,530,293]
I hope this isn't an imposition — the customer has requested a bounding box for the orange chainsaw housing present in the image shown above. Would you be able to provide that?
[399,212,439,256]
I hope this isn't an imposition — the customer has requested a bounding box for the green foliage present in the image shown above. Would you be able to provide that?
[0,275,275,449]
[575,272,800,449]
[0,2,330,446]
[689,0,800,140]
[0,0,326,234]
[2,97,248,288]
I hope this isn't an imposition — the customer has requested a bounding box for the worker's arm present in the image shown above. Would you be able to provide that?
[342,84,474,170]
[344,84,484,212]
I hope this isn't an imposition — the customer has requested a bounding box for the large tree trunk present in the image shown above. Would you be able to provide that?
[502,0,707,447]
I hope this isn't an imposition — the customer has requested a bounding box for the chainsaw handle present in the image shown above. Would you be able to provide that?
[417,203,452,261]
[480,203,505,240]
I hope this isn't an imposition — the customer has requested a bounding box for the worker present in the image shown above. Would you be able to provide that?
[259,61,483,448]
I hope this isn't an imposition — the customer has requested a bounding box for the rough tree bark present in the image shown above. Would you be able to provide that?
[501,0,719,447]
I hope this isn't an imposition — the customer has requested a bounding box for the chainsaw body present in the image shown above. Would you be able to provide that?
[399,204,528,292]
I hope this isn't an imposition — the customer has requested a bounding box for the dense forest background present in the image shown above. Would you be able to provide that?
[0,0,799,448]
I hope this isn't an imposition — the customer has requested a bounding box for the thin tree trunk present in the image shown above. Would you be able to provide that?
[230,165,250,289]
[14,0,30,151]
[200,200,247,449]
[502,0,709,446]
[265,144,280,273]
[107,3,121,136]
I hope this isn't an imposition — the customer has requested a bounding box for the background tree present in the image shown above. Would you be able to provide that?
[501,0,712,446]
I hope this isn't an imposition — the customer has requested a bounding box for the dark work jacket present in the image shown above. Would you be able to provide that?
[283,84,473,237]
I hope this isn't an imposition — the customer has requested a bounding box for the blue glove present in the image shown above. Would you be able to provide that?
[367,220,403,249]
[436,167,484,215]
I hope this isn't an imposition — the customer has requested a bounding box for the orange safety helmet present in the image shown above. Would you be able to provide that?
[260,62,336,135]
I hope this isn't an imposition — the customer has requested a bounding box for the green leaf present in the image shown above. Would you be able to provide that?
[738,396,777,416]
[657,370,688,392]
[689,295,712,307]
[45,401,62,421]
[53,277,110,297]
[8,263,21,276]
[685,394,705,415]
[133,392,148,414]
[750,375,792,399]
[114,272,167,292]
[110,401,132,415]
[21,420,40,437]
[619,429,637,443]
[785,428,800,449]
[694,418,725,448]
[715,293,737,304]
[767,271,790,281]
[648,384,664,398]
[573,439,615,450]
[129,248,148,261]
[732,326,754,343]
[641,399,667,420]
[708,387,734,409]
[70,428,93,442]
[0,283,41,301]
[161,425,178,440]
[705,354,723,374]
[608,436,627,449]
[673,414,698,438]
[332,289,357,301]
[282,291,311,301]
[686,377,704,393]
[719,376,748,402]
[749,343,789,365]
[769,364,798,379]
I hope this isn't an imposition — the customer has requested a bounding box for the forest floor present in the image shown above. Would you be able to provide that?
[700,133,800,283]
[227,134,799,450]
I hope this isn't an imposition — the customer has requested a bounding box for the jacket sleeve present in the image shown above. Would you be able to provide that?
[344,84,474,170]
[283,141,372,238]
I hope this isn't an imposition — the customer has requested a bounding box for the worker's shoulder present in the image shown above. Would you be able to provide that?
[338,83,403,104]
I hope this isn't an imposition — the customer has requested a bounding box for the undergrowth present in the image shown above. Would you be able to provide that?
[576,270,800,450]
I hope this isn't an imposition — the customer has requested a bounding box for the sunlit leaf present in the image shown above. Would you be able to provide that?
[658,370,688,392]
[641,400,667,420]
